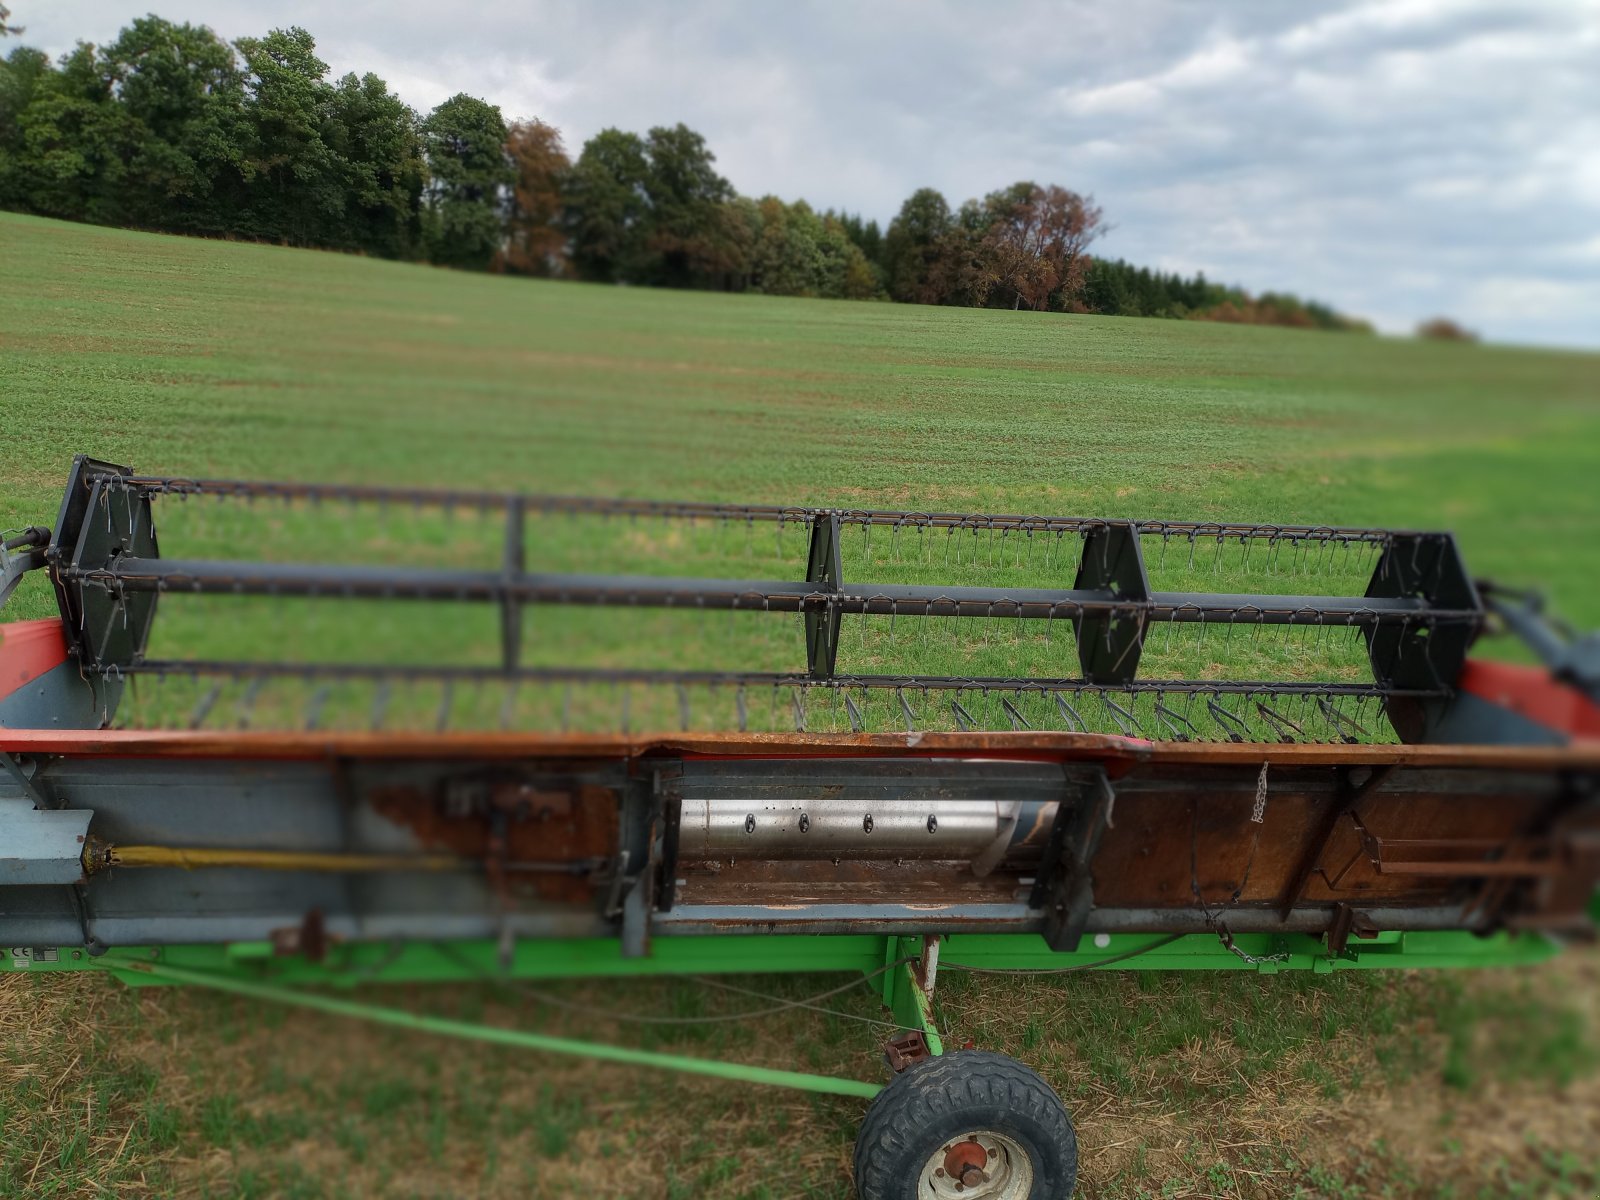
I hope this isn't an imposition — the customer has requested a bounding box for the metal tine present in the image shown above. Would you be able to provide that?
[1255,698,1304,743]
[1000,696,1032,731]
[844,693,865,734]
[950,696,977,732]
[1054,693,1085,732]
[736,685,748,733]
[435,680,454,733]
[188,679,223,730]
[370,681,391,732]
[1152,695,1197,742]
[791,688,807,733]
[1101,693,1141,737]
[303,683,330,732]
[500,682,520,731]
[897,688,916,733]
[1317,697,1368,744]
[1206,696,1251,743]
[235,675,266,730]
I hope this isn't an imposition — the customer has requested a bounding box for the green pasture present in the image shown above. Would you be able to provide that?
[3,210,1597,738]
[2,212,1598,1198]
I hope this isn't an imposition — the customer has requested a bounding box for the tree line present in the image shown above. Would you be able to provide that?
[0,15,1368,330]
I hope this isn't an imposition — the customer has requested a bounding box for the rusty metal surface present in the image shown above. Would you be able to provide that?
[368,778,618,903]
[3,724,1592,946]
[884,1030,932,1073]
[3,727,1599,769]
[676,859,1023,908]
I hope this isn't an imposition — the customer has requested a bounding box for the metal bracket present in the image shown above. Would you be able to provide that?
[1074,524,1150,684]
[48,458,159,673]
[618,775,660,958]
[1364,533,1483,740]
[0,528,49,611]
[0,750,50,808]
[884,1030,932,1072]
[500,497,525,672]
[1032,768,1117,951]
[1326,903,1380,956]
[1479,581,1600,705]
[1278,764,1393,918]
[804,513,843,678]
[881,936,945,1058]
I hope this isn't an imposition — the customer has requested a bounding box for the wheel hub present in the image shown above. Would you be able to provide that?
[921,1131,1032,1198]
[942,1141,988,1185]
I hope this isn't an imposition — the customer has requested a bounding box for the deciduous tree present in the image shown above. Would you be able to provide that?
[4,43,137,224]
[497,117,569,276]
[882,187,952,303]
[980,182,1103,311]
[0,45,49,206]
[325,70,425,257]
[100,17,245,232]
[564,127,649,282]
[234,27,343,245]
[638,123,733,287]
[420,92,511,269]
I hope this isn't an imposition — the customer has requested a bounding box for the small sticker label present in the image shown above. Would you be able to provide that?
[8,946,59,967]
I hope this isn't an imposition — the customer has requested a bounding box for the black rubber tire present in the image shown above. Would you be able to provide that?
[852,1050,1077,1199]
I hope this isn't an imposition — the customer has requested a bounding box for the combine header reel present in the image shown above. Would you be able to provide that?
[3,457,1597,1198]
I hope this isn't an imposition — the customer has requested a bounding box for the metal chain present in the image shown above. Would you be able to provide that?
[1252,761,1270,824]
[1217,925,1292,965]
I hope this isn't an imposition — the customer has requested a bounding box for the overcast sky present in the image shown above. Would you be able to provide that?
[18,1,1600,346]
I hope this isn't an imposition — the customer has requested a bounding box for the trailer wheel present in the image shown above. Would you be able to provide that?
[853,1050,1076,1200]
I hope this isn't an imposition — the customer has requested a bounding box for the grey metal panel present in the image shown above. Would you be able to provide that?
[0,799,92,884]
[654,902,1483,936]
[0,885,85,945]
[44,759,350,848]
[654,901,1037,935]
[1423,692,1568,747]
[81,868,351,919]
[82,911,607,945]
[0,661,119,730]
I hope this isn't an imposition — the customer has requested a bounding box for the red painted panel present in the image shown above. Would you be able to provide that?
[0,619,69,702]
[1459,658,1600,739]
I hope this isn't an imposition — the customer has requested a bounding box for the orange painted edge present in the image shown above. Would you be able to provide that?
[1458,659,1600,739]
[0,619,70,702]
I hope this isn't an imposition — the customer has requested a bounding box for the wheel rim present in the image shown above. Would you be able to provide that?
[919,1130,1034,1198]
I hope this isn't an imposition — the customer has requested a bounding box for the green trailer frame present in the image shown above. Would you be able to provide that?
[4,927,1564,1100]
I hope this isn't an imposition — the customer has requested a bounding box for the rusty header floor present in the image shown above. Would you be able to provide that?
[4,727,1598,769]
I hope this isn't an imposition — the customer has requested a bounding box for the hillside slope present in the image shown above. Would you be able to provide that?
[3,212,1597,626]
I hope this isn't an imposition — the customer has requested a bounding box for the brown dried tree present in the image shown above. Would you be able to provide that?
[1416,317,1479,343]
[496,118,571,276]
[983,184,1104,311]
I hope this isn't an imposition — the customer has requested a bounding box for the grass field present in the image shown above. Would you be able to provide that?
[2,210,1599,1198]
